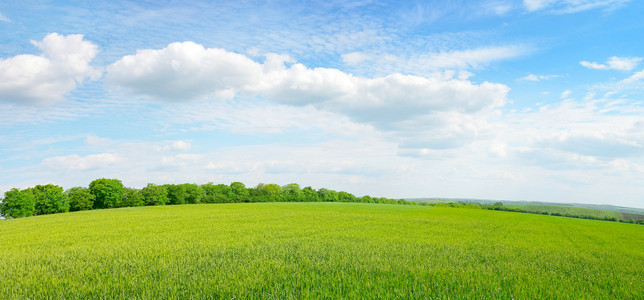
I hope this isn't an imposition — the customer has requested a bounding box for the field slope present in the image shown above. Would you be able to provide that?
[503,204,643,220]
[1,203,642,298]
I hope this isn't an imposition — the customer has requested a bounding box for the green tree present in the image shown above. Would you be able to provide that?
[122,188,145,207]
[338,191,356,203]
[89,178,126,209]
[183,183,204,204]
[201,183,231,203]
[492,202,504,210]
[302,186,320,202]
[318,188,339,202]
[360,195,374,203]
[1,188,35,218]
[166,184,185,205]
[141,183,168,206]
[282,183,303,202]
[229,182,249,202]
[32,184,69,215]
[166,183,204,205]
[252,183,283,202]
[66,187,95,211]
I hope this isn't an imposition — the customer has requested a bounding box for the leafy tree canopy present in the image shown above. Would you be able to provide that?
[1,188,35,218]
[66,187,95,211]
[89,178,126,209]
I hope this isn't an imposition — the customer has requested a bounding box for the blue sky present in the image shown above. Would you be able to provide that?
[1,0,644,208]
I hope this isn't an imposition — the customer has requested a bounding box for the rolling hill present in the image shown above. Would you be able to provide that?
[0,202,642,298]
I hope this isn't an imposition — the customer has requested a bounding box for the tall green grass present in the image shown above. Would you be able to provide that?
[1,203,642,298]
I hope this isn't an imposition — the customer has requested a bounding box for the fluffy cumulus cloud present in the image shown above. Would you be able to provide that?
[106,42,510,150]
[0,33,100,105]
[105,42,263,101]
[580,56,642,71]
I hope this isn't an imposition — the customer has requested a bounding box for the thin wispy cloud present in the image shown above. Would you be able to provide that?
[0,12,10,22]
[580,56,642,71]
[524,0,630,13]
[519,74,561,81]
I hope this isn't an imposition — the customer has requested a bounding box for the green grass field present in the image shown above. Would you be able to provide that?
[1,203,642,298]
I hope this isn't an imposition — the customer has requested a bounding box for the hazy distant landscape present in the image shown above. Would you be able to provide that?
[411,198,644,216]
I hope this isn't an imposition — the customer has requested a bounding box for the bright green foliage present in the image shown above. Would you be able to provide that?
[89,178,126,209]
[281,183,303,202]
[31,184,69,215]
[122,188,144,207]
[338,191,356,202]
[0,203,641,298]
[201,183,231,203]
[166,184,187,205]
[0,188,35,218]
[252,183,283,202]
[182,184,203,204]
[167,183,203,205]
[318,188,339,202]
[66,187,95,211]
[141,183,167,206]
[360,195,374,203]
[229,182,249,203]
[301,186,319,202]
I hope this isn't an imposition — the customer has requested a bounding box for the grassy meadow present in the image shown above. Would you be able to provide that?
[1,202,642,298]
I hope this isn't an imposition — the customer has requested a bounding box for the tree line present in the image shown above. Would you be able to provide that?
[0,179,416,218]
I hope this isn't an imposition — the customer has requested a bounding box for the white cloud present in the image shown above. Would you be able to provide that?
[350,46,528,73]
[488,2,514,15]
[498,97,644,171]
[407,46,527,70]
[580,56,642,71]
[621,69,644,84]
[153,140,192,152]
[342,52,372,65]
[159,154,202,169]
[524,0,630,13]
[0,12,10,22]
[105,41,263,102]
[519,74,560,81]
[537,132,644,158]
[107,42,510,150]
[524,0,557,11]
[42,153,120,171]
[0,33,100,105]
[560,89,572,99]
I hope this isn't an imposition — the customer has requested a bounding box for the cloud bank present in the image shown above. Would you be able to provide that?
[0,33,100,105]
[106,42,510,150]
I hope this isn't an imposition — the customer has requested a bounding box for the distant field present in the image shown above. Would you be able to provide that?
[504,204,644,220]
[411,198,644,222]
[1,203,642,298]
